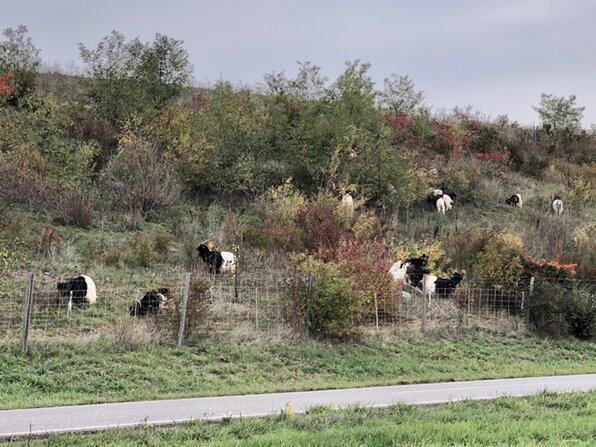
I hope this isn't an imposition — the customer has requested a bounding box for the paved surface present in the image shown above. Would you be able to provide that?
[1,374,595,439]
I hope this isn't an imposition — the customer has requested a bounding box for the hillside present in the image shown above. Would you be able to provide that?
[1,65,595,341]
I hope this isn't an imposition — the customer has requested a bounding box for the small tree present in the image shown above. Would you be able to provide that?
[79,31,193,123]
[379,74,425,115]
[533,93,585,131]
[0,25,41,103]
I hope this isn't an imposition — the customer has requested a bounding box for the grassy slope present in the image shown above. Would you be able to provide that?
[11,391,596,446]
[1,336,594,410]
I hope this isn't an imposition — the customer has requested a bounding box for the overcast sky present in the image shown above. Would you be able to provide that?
[2,0,595,126]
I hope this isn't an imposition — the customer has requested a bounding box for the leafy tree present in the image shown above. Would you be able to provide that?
[0,25,41,104]
[379,74,424,115]
[533,93,585,131]
[79,31,193,123]
[135,33,193,108]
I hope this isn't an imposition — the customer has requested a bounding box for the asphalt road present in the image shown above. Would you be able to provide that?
[1,374,595,439]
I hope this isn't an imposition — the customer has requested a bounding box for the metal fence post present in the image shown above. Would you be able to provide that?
[177,272,191,347]
[234,251,239,303]
[255,287,259,330]
[21,273,34,353]
[374,292,379,331]
[420,290,427,334]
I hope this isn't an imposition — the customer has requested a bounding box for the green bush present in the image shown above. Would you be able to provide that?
[299,257,363,339]
[128,232,156,267]
[563,287,596,340]
[473,232,525,284]
[528,282,595,340]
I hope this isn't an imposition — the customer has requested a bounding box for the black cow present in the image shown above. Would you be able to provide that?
[434,272,464,299]
[404,254,429,287]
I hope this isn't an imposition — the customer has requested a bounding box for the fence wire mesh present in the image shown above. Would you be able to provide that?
[1,273,593,344]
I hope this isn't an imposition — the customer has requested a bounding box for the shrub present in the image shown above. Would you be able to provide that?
[103,246,123,266]
[350,210,385,241]
[563,287,595,340]
[37,220,58,259]
[528,282,595,340]
[334,239,399,316]
[151,226,174,253]
[103,137,181,219]
[473,232,524,284]
[129,232,156,267]
[299,256,363,338]
[57,189,96,227]
[258,179,306,252]
[295,193,348,261]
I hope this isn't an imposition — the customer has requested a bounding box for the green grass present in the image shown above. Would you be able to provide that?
[1,335,594,410]
[9,391,596,446]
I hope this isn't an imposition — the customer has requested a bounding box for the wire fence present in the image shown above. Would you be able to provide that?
[1,272,594,350]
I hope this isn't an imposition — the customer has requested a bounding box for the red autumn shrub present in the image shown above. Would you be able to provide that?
[0,73,13,94]
[295,195,347,261]
[385,111,418,147]
[334,239,401,316]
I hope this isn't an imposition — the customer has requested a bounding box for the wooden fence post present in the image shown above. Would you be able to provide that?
[306,273,313,337]
[21,273,34,354]
[177,272,191,347]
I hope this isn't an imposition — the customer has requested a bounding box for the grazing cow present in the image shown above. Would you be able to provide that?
[57,275,97,305]
[341,193,355,218]
[388,260,408,282]
[552,196,564,216]
[443,193,454,211]
[422,273,438,305]
[388,254,429,288]
[428,188,454,213]
[434,272,464,299]
[197,244,237,274]
[422,271,464,305]
[341,193,354,208]
[130,288,169,317]
[405,255,430,287]
[505,194,523,208]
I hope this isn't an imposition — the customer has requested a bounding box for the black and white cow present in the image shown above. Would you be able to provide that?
[505,194,523,208]
[197,244,237,274]
[57,275,97,305]
[422,271,464,305]
[388,254,429,288]
[130,288,169,317]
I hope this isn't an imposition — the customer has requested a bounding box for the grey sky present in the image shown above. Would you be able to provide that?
[2,0,595,126]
